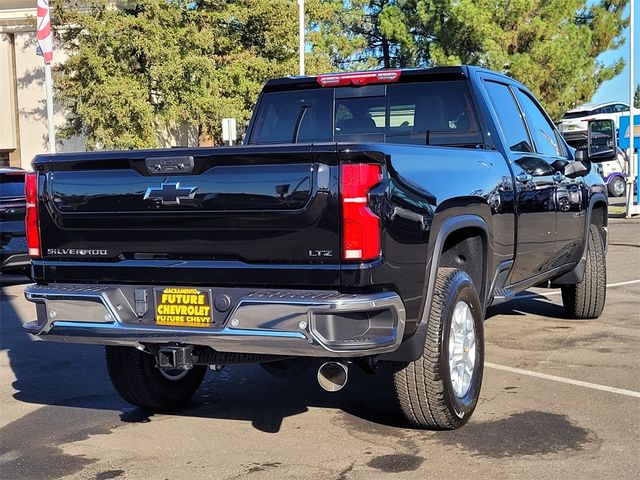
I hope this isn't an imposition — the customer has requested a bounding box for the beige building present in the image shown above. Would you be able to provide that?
[0,1,85,169]
[0,1,197,170]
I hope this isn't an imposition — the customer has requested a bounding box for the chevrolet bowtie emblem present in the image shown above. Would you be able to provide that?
[143,182,198,205]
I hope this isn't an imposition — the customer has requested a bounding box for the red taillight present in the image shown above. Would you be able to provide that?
[25,172,41,258]
[341,164,382,261]
[317,70,401,87]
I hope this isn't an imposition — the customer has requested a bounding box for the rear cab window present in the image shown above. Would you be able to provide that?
[249,79,484,148]
[249,89,333,144]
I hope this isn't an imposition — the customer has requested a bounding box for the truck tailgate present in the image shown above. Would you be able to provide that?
[33,145,341,287]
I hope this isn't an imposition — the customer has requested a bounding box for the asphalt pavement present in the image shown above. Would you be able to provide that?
[1,210,639,480]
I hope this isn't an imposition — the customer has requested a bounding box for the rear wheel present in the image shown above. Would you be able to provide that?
[105,346,206,409]
[561,224,606,319]
[393,268,484,430]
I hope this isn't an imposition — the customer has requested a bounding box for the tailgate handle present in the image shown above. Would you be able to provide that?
[145,156,194,175]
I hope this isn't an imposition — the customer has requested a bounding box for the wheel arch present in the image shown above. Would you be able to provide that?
[381,214,491,362]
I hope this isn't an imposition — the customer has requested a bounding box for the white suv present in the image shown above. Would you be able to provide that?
[559,101,629,135]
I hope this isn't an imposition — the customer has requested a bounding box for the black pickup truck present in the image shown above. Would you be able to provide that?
[24,66,615,429]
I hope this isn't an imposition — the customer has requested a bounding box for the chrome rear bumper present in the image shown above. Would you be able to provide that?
[24,284,406,358]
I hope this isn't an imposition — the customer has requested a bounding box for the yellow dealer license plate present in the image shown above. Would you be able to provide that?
[155,287,213,327]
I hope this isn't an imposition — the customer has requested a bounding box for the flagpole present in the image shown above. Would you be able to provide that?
[627,0,637,215]
[44,61,56,153]
[298,0,304,76]
[37,0,55,154]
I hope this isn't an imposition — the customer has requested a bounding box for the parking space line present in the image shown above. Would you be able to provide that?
[485,362,640,399]
[603,279,640,288]
[515,279,640,300]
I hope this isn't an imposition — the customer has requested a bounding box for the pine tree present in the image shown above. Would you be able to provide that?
[390,0,629,119]
[52,0,347,148]
[52,0,630,147]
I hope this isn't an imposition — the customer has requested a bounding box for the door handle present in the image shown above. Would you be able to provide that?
[553,172,565,183]
[516,172,532,183]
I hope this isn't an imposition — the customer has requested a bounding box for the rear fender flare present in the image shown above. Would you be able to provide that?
[381,214,490,362]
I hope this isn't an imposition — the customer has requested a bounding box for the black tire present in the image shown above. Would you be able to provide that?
[393,268,484,430]
[561,224,606,319]
[608,177,625,197]
[105,346,206,409]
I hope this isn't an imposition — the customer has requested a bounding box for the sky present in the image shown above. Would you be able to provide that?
[590,1,638,106]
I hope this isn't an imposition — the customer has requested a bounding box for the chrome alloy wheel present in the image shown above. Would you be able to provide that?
[448,300,476,398]
[613,178,625,196]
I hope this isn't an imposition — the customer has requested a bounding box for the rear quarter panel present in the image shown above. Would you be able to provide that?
[340,143,514,332]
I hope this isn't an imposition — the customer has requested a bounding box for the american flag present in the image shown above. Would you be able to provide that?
[36,0,53,63]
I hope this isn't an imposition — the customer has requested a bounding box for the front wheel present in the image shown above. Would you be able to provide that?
[105,346,207,409]
[393,268,484,430]
[561,224,606,319]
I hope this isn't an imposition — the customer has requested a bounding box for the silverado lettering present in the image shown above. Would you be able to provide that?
[46,248,109,256]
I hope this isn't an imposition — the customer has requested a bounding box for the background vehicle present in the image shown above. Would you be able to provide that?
[0,167,28,272]
[564,132,627,197]
[23,67,614,430]
[559,101,629,135]
[596,150,626,197]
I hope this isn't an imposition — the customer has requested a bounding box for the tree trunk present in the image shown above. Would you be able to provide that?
[381,37,391,69]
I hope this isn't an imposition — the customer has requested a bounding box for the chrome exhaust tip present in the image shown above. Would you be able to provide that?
[317,361,348,392]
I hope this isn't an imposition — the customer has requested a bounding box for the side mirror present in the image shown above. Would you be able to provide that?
[586,119,617,162]
[553,157,589,178]
[564,159,589,178]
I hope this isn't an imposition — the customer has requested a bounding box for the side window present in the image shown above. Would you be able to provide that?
[614,104,629,113]
[515,90,563,157]
[484,81,533,153]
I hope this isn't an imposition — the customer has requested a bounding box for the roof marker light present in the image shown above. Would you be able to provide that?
[316,70,401,87]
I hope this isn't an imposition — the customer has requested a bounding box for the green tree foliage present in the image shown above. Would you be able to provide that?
[305,0,370,70]
[335,0,415,69]
[54,0,629,147]
[53,0,347,149]
[634,84,640,109]
[384,0,629,118]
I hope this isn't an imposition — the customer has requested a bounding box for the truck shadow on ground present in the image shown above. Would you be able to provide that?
[486,294,569,320]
